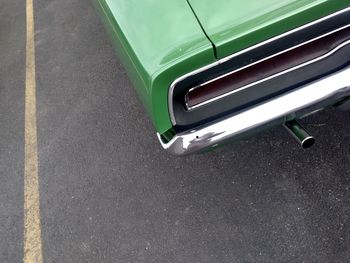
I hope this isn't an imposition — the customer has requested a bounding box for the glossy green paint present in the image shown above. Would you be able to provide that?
[93,0,216,134]
[95,0,350,135]
[188,0,350,58]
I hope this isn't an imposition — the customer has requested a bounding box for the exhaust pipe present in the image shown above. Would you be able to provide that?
[284,120,315,149]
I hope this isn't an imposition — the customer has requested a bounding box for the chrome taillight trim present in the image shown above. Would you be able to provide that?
[185,24,350,110]
[185,26,350,110]
[160,67,350,155]
[168,6,350,125]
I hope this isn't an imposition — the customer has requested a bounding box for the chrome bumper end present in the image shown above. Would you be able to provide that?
[158,67,350,156]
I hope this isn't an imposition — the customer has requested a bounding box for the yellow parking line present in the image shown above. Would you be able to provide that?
[24,0,43,262]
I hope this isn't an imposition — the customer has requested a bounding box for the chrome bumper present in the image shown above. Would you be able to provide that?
[157,67,350,155]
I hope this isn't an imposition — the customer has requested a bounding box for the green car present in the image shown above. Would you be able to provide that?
[94,0,350,155]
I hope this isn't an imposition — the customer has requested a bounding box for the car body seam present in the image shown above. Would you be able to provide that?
[185,0,218,59]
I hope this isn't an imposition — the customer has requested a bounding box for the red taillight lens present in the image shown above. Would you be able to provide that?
[186,26,350,109]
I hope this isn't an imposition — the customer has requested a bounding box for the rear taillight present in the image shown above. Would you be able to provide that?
[185,25,350,109]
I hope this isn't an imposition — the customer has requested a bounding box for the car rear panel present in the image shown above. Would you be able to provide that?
[170,7,350,131]
[187,0,350,59]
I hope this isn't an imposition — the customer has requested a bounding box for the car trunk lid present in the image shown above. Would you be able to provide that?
[187,0,350,59]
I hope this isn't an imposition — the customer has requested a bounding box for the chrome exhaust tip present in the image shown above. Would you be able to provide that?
[284,120,315,149]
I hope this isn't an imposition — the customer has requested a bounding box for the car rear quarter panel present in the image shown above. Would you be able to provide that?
[93,0,216,134]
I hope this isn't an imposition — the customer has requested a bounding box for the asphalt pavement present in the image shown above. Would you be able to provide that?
[1,0,350,262]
